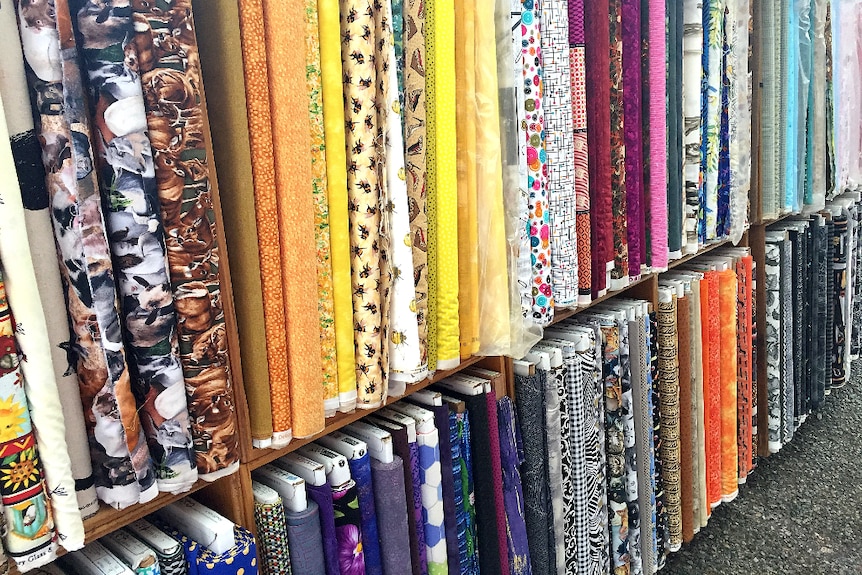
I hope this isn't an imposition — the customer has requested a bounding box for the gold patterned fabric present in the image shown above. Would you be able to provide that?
[657,287,682,551]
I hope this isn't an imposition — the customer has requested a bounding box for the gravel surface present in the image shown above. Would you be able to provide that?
[663,360,862,575]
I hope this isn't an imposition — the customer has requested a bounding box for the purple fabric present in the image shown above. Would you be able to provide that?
[497,397,532,575]
[409,441,428,574]
[622,0,645,276]
[371,456,414,575]
[407,400,460,573]
[286,501,327,575]
[349,454,382,575]
[307,482,340,575]
[485,390,509,574]
[381,421,426,575]
[568,0,585,42]
[332,481,365,574]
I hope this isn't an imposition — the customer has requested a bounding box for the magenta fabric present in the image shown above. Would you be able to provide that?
[648,0,668,269]
[484,389,509,574]
[622,0,645,277]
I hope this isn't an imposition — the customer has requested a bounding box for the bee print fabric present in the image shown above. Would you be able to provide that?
[133,0,240,480]
[18,0,157,508]
[0,272,59,571]
[70,0,197,492]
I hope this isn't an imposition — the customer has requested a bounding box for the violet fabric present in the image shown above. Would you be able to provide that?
[485,389,510,574]
[286,501,327,575]
[622,0,645,276]
[384,421,426,575]
[332,481,365,574]
[371,457,414,575]
[307,482,340,575]
[648,0,668,268]
[348,453,382,575]
[497,396,533,575]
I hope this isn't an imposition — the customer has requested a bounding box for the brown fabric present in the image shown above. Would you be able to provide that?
[677,294,694,543]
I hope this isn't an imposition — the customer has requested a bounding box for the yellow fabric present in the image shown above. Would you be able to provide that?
[318,0,358,412]
[455,0,479,359]
[430,0,461,369]
[473,0,511,354]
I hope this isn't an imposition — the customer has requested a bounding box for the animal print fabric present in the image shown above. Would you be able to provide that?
[19,0,156,508]
[608,0,629,288]
[71,0,196,492]
[134,0,240,479]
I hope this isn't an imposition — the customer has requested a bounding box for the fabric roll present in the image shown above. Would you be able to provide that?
[543,0,577,307]
[385,22,425,387]
[649,312,668,567]
[0,91,85,546]
[72,0,193,493]
[783,0,800,214]
[448,405,480,574]
[677,294,695,543]
[666,0,684,257]
[445,413,468,575]
[758,0,778,218]
[824,217,834,395]
[306,482,340,575]
[736,256,754,481]
[750,261,759,466]
[718,269,739,501]
[649,0,669,268]
[338,0,390,406]
[317,0,357,413]
[252,483,292,575]
[806,0,827,212]
[486,390,510,571]
[657,289,682,551]
[682,0,703,253]
[332,481,366,574]
[831,213,848,388]
[414,417,448,573]
[513,369,553,575]
[372,418,425,575]
[403,0,429,370]
[454,0,480,358]
[518,0,553,323]
[716,14,731,237]
[133,0,239,481]
[584,0,611,296]
[166,525,258,574]
[259,0,326,434]
[622,0,645,278]
[608,0,630,288]
[765,240,782,452]
[286,502,326,575]
[348,453,383,575]
[304,0,338,415]
[0,3,96,519]
[0,273,58,570]
[474,0,514,354]
[779,236,795,444]
[232,0,291,444]
[687,277,707,529]
[543,361,565,574]
[371,457,413,575]
[567,0,592,304]
[810,215,827,410]
[701,0,724,239]
[497,396,532,575]
[20,0,154,508]
[193,0,272,446]
[428,0,462,369]
[701,272,722,506]
[728,0,751,241]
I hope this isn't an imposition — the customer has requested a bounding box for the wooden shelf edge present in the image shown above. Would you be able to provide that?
[246,355,486,470]
[551,238,736,325]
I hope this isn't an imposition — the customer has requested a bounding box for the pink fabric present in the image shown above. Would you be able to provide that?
[485,389,509,574]
[649,0,669,269]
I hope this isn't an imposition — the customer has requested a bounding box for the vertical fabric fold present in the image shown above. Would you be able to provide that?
[621,0,645,278]
[649,0,669,268]
[608,0,630,289]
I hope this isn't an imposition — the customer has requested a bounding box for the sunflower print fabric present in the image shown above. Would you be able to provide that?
[18,0,156,508]
[0,273,58,571]
[133,0,240,480]
[71,0,197,492]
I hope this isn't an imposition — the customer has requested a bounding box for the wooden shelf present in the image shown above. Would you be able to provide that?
[550,237,735,325]
[246,355,486,470]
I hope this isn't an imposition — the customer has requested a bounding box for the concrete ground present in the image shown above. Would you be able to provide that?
[663,361,862,575]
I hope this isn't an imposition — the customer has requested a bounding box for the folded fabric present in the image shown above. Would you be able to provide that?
[285,501,326,575]
[497,396,532,575]
[371,457,413,575]
[252,482,292,575]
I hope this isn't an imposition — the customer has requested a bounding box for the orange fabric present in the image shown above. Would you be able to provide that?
[718,269,739,501]
[702,272,722,509]
[261,0,325,438]
[235,0,291,442]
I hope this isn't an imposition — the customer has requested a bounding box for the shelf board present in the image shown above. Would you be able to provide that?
[550,237,734,325]
[246,355,486,470]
